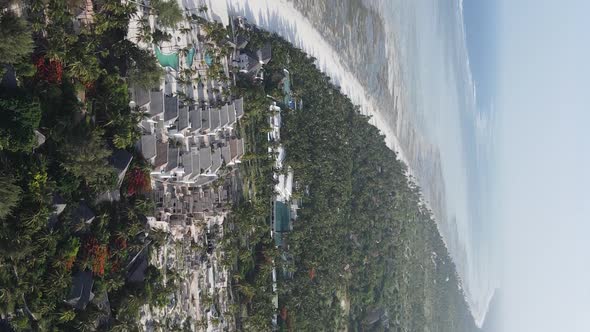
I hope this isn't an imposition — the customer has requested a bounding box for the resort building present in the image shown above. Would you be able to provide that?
[127,12,270,330]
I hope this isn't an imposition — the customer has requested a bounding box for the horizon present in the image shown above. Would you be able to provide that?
[465,0,590,330]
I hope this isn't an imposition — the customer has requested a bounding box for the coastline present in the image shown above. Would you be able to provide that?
[203,0,412,175]
[198,0,489,327]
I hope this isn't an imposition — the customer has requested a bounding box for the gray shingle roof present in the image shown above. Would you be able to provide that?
[51,193,67,222]
[210,108,220,131]
[134,86,151,107]
[237,138,244,158]
[211,148,222,173]
[34,130,46,148]
[126,249,148,283]
[164,95,178,122]
[1,65,17,89]
[52,193,66,210]
[229,139,238,160]
[189,109,202,132]
[221,145,231,164]
[234,97,244,118]
[244,52,262,73]
[220,105,229,127]
[236,34,249,49]
[182,152,193,177]
[66,271,94,310]
[155,140,168,168]
[257,43,272,64]
[149,90,164,117]
[201,108,210,131]
[110,150,133,185]
[191,151,200,178]
[93,291,112,329]
[167,147,179,171]
[178,105,189,130]
[140,134,156,160]
[72,203,95,225]
[199,147,212,172]
[228,102,236,125]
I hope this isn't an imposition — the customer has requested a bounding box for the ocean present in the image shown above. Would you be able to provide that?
[209,0,497,326]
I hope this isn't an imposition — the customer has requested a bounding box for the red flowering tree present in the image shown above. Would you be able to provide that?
[126,167,151,196]
[84,237,108,277]
[114,235,127,250]
[35,56,63,84]
[59,237,81,272]
[110,235,128,273]
[64,256,76,271]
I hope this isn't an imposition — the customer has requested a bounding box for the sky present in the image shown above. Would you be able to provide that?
[462,0,497,114]
[493,0,590,331]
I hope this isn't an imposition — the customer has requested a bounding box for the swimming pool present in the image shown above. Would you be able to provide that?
[154,46,179,71]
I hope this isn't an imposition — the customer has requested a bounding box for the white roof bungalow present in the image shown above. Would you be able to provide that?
[268,102,282,142]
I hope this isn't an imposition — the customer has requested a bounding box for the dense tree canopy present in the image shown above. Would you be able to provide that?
[59,130,117,193]
[151,0,183,28]
[0,96,42,152]
[127,46,164,89]
[0,176,22,219]
[0,1,167,330]
[0,11,34,65]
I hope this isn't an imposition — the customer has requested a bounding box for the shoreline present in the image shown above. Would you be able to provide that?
[199,0,489,327]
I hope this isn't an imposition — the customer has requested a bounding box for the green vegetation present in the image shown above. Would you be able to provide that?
[0,11,34,65]
[0,0,170,330]
[227,26,478,332]
[151,0,183,28]
[58,129,118,194]
[220,80,278,331]
[0,96,41,152]
[0,176,22,219]
[127,47,164,89]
